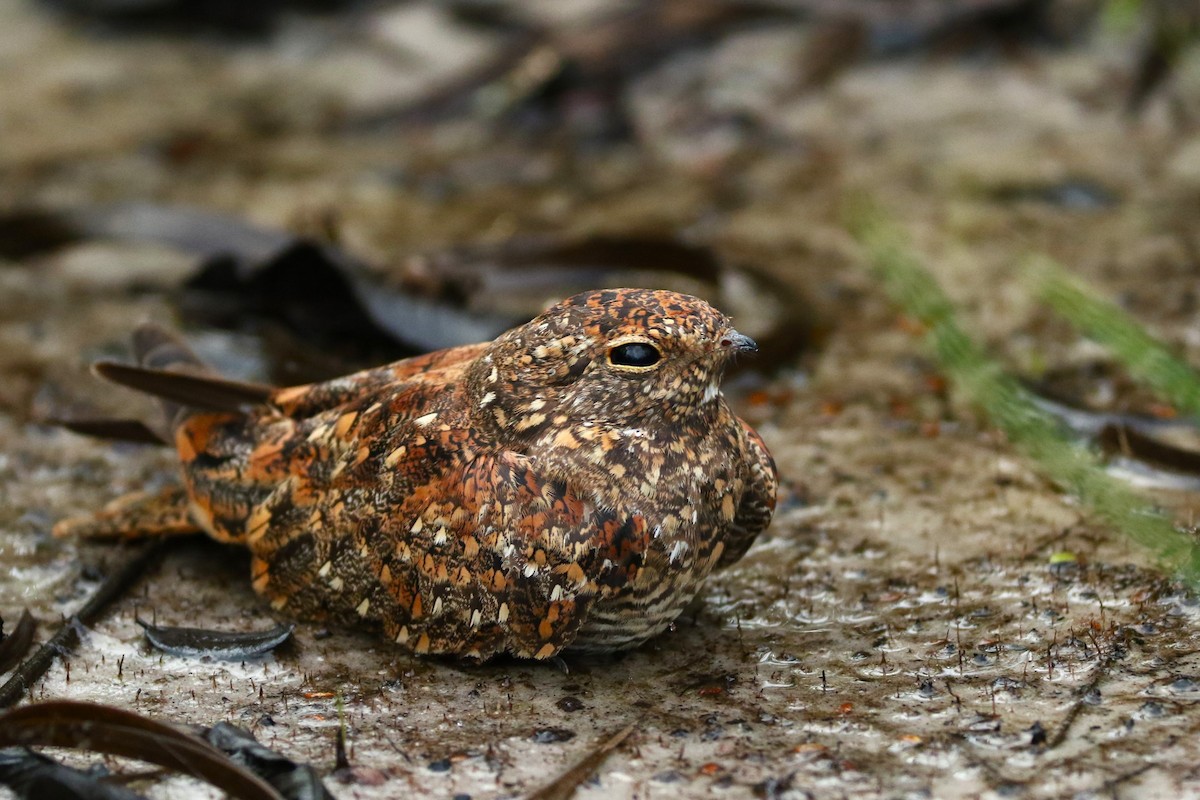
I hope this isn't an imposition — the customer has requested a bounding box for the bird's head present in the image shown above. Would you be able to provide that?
[467,288,755,444]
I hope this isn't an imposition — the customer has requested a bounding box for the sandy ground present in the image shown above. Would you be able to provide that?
[3,1,1200,798]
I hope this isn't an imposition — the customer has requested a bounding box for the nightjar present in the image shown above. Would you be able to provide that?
[55,288,777,660]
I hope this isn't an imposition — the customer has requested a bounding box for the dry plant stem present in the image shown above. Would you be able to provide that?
[1045,652,1119,750]
[528,723,636,800]
[1026,255,1200,419]
[0,541,166,708]
[849,205,1200,588]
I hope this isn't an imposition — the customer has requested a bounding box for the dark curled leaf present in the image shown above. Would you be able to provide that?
[0,701,283,800]
[137,618,293,660]
[205,723,336,800]
[1098,424,1200,476]
[0,611,37,675]
[1023,382,1200,490]
[366,234,812,372]
[183,242,418,367]
[1096,424,1200,491]
[1025,383,1192,439]
[185,230,812,377]
[0,747,147,800]
[1,204,811,377]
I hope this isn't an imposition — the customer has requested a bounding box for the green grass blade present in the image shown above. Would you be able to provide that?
[1027,255,1200,419]
[848,204,1200,586]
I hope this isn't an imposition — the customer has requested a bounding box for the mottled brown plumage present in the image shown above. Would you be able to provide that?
[55,289,777,660]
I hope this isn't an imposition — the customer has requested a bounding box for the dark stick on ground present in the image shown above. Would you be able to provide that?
[528,722,636,800]
[1045,653,1118,751]
[0,541,167,708]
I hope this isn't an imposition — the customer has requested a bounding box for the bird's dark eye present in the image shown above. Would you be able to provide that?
[608,342,662,369]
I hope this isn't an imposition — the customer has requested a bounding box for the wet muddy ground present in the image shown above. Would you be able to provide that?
[4,1,1200,798]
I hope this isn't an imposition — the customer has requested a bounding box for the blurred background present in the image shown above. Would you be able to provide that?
[6,2,1200,798]
[6,0,1200,397]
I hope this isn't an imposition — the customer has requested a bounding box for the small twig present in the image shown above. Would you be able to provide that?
[1100,762,1156,795]
[1045,654,1116,751]
[1041,628,1123,753]
[527,723,636,800]
[0,541,167,708]
[943,678,962,711]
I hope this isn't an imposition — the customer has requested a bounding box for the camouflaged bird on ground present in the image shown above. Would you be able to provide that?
[55,289,777,660]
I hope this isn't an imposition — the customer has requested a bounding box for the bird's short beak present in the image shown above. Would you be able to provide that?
[719,330,758,354]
